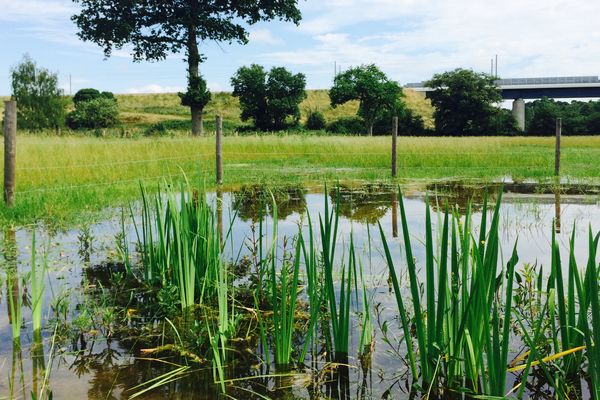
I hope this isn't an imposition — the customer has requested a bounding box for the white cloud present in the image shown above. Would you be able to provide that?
[0,0,74,21]
[269,0,600,85]
[127,84,184,94]
[249,28,282,45]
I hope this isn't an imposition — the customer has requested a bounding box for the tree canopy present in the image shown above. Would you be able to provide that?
[329,64,403,135]
[231,65,306,131]
[72,0,302,135]
[526,98,600,135]
[10,55,67,131]
[425,68,504,136]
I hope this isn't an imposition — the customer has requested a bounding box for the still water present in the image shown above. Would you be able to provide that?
[1,183,599,399]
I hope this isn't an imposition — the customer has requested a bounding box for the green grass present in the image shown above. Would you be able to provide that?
[3,134,600,225]
[114,89,434,130]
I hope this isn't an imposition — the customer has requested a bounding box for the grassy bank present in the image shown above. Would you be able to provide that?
[1,89,434,134]
[2,134,600,225]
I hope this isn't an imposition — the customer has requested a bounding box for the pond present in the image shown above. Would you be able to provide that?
[1,182,599,399]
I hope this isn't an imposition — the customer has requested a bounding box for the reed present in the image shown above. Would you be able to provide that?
[30,232,48,335]
[320,189,356,360]
[267,200,302,366]
[132,181,222,312]
[380,189,518,396]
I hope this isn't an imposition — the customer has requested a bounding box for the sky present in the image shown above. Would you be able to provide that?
[1,0,600,96]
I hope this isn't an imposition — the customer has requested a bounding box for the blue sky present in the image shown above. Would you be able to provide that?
[1,0,600,95]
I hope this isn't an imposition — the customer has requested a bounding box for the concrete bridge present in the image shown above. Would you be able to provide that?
[406,76,600,130]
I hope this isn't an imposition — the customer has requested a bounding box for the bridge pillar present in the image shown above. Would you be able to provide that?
[512,98,525,131]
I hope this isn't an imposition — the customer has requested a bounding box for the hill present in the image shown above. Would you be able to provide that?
[116,89,434,130]
[0,89,433,133]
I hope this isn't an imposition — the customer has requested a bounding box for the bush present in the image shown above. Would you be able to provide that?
[67,97,119,129]
[144,120,192,136]
[73,88,116,105]
[305,110,326,130]
[372,106,427,135]
[73,88,101,105]
[326,117,365,134]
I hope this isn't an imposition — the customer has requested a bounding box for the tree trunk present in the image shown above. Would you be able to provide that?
[367,122,373,136]
[191,109,203,136]
[187,23,203,136]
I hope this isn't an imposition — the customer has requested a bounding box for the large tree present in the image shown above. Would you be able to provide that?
[72,0,302,136]
[231,64,306,131]
[329,64,403,135]
[426,68,502,136]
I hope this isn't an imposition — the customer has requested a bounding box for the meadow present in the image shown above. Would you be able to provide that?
[3,90,600,400]
[3,134,600,225]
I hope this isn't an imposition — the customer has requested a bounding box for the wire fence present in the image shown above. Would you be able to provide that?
[2,112,592,203]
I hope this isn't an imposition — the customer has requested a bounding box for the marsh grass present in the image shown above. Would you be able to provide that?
[65,180,600,398]
[30,232,48,334]
[132,181,223,311]
[380,190,520,396]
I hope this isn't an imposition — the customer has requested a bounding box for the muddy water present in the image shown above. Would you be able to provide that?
[1,183,599,399]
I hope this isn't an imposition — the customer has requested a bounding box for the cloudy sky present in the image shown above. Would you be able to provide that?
[1,0,599,95]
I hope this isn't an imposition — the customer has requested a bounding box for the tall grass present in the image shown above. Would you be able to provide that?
[132,181,222,311]
[380,189,519,396]
[8,134,600,226]
[267,200,302,367]
[30,232,48,335]
[320,189,356,361]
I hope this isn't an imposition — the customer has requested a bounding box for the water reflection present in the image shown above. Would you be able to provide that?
[331,184,394,223]
[233,185,306,222]
[1,183,600,399]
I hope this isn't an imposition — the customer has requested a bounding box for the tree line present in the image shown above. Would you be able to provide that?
[8,55,600,136]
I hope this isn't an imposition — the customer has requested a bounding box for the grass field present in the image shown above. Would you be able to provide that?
[1,89,434,133]
[2,134,600,225]
[117,88,435,129]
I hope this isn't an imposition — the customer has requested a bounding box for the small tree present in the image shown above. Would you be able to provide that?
[10,55,67,131]
[231,65,306,131]
[329,64,403,135]
[72,0,302,136]
[426,68,502,136]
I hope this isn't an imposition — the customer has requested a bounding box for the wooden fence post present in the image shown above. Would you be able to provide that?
[391,116,398,178]
[4,101,17,207]
[216,115,223,185]
[555,118,562,177]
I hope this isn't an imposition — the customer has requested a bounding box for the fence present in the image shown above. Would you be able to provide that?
[2,100,567,208]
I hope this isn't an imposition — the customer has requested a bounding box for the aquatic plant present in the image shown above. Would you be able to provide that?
[320,189,355,361]
[380,190,518,396]
[267,201,302,367]
[133,181,223,311]
[30,232,48,335]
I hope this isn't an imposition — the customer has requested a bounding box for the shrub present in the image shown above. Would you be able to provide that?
[73,88,101,105]
[326,116,365,134]
[67,97,119,129]
[372,106,427,135]
[73,88,116,105]
[305,110,326,130]
[144,120,191,136]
